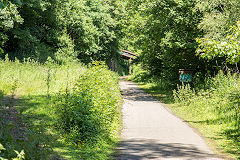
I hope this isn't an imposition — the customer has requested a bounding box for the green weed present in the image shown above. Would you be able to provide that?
[173,84,195,106]
[0,143,25,160]
[172,71,240,159]
[52,62,121,145]
[0,59,121,159]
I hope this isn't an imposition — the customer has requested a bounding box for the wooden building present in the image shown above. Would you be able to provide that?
[119,49,137,74]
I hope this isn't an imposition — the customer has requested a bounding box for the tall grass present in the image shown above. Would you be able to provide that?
[173,71,240,159]
[0,59,121,159]
[0,58,82,96]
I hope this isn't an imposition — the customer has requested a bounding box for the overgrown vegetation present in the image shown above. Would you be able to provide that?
[1,0,125,64]
[0,59,121,159]
[53,62,121,147]
[0,143,25,160]
[2,0,240,159]
[173,72,240,159]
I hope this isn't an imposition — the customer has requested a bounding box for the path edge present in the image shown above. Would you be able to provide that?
[130,80,229,160]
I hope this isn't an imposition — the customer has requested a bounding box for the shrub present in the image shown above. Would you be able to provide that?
[0,143,24,160]
[174,71,240,128]
[173,84,195,106]
[130,64,152,82]
[52,62,121,144]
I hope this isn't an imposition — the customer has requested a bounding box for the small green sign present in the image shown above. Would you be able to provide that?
[180,74,193,82]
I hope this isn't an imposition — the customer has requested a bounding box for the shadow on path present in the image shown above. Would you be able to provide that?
[117,81,221,160]
[121,86,157,102]
[115,139,216,160]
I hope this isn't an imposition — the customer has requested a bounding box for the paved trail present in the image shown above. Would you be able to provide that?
[116,80,222,160]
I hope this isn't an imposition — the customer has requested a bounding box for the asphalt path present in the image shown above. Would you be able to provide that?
[116,80,222,160]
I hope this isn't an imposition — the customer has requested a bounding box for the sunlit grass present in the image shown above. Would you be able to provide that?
[170,104,238,160]
[131,70,240,159]
[14,95,120,160]
[0,59,120,159]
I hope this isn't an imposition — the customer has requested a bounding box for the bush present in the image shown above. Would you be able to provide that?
[174,71,240,127]
[173,84,195,106]
[52,62,121,144]
[0,143,24,160]
[130,64,152,82]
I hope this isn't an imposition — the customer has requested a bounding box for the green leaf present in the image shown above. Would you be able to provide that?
[0,1,5,9]
[0,143,5,151]
[14,0,22,5]
[0,48,4,54]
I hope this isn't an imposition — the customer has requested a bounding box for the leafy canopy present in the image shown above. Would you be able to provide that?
[197,21,240,64]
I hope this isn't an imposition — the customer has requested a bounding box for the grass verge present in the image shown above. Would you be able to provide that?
[169,104,237,160]
[0,60,121,160]
[130,71,239,160]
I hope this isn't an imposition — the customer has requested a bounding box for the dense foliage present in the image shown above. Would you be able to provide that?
[1,0,123,64]
[173,72,240,158]
[121,0,240,78]
[195,0,240,70]
[0,143,24,160]
[0,0,23,53]
[2,0,240,73]
[120,0,204,79]
[0,60,121,159]
[196,0,240,39]
[53,63,121,144]
[197,22,240,68]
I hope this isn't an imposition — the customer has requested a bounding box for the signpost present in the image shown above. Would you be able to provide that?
[179,69,194,83]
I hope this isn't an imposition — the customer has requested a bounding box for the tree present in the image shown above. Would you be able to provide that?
[196,0,240,70]
[55,0,120,63]
[0,0,23,54]
[196,0,240,39]
[2,0,123,64]
[197,21,240,65]
[122,0,203,79]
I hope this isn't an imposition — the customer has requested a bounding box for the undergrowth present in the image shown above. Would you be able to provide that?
[173,71,240,159]
[0,59,121,159]
[52,62,121,150]
[129,64,175,104]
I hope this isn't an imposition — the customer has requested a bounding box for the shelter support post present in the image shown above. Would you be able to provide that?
[129,58,132,75]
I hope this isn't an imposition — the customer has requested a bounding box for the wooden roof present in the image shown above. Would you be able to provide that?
[119,49,137,59]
